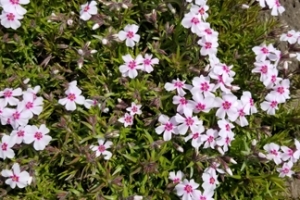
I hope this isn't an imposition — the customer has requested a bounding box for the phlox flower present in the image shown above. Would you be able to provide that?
[199,26,219,40]
[280,30,299,44]
[194,189,214,200]
[216,128,235,152]
[202,128,218,149]
[164,78,192,96]
[119,54,143,79]
[214,94,239,121]
[10,126,27,145]
[80,1,98,21]
[211,63,235,83]
[19,93,43,118]
[198,36,218,57]
[209,73,233,94]
[23,85,41,99]
[0,10,23,30]
[270,79,290,103]
[195,0,208,6]
[252,43,278,62]
[169,170,184,184]
[263,143,282,165]
[189,92,215,113]
[252,60,275,83]
[118,113,134,127]
[184,125,205,149]
[235,100,249,127]
[126,102,142,116]
[58,83,85,111]
[118,24,140,47]
[262,68,281,88]
[1,163,31,189]
[0,134,15,160]
[140,54,159,73]
[172,95,194,117]
[260,92,280,115]
[23,124,52,151]
[204,162,225,175]
[83,99,100,109]
[181,11,209,34]
[2,105,32,129]
[190,4,209,21]
[155,114,178,141]
[1,0,29,15]
[90,139,113,160]
[277,161,294,178]
[268,0,285,16]
[175,113,203,135]
[240,91,257,114]
[0,87,22,106]
[190,75,215,97]
[201,172,219,191]
[175,179,200,200]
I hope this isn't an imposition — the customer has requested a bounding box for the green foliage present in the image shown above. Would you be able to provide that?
[0,0,299,199]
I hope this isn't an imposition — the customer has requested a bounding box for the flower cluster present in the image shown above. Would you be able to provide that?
[0,0,30,29]
[118,102,142,127]
[260,140,300,177]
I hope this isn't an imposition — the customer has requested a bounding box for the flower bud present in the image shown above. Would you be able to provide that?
[229,158,237,164]
[90,50,97,54]
[217,146,224,155]
[241,4,249,9]
[133,195,143,200]
[103,108,109,113]
[78,49,84,55]
[67,19,73,26]
[225,167,233,176]
[289,53,297,58]
[23,78,30,84]
[92,23,100,30]
[167,3,176,14]
[102,38,108,45]
[122,3,129,9]
[258,152,267,158]
[251,139,257,146]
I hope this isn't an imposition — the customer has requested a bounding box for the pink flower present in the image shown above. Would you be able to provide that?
[140,54,159,73]
[184,124,205,149]
[23,124,52,151]
[80,1,98,21]
[193,189,214,200]
[240,91,257,114]
[202,128,218,149]
[191,75,215,97]
[175,179,200,200]
[19,93,44,118]
[2,105,32,129]
[277,161,294,177]
[175,113,203,135]
[23,85,41,99]
[0,87,22,106]
[263,143,282,165]
[198,36,218,56]
[169,170,184,184]
[118,24,140,47]
[204,162,225,175]
[1,163,31,189]
[0,10,23,30]
[58,84,85,111]
[1,0,29,15]
[252,60,275,83]
[280,30,298,44]
[0,134,15,160]
[201,172,219,191]
[181,12,209,35]
[119,54,143,79]
[172,95,194,117]
[216,128,235,152]
[260,93,280,115]
[189,93,215,113]
[209,73,233,94]
[268,0,285,16]
[10,126,27,145]
[126,102,142,116]
[252,43,278,62]
[90,139,113,160]
[214,94,239,121]
[155,114,178,141]
[235,100,249,127]
[164,78,192,96]
[211,63,235,83]
[190,4,209,21]
[118,113,134,127]
[270,79,290,103]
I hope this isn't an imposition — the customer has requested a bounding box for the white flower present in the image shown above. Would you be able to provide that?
[23,124,52,151]
[118,113,134,127]
[126,102,142,116]
[168,170,184,184]
[0,87,22,106]
[155,114,178,141]
[0,134,15,160]
[277,161,294,178]
[80,1,98,21]
[140,54,159,73]
[164,78,192,96]
[175,179,200,200]
[263,143,282,165]
[119,54,143,79]
[1,0,29,15]
[118,24,140,47]
[58,84,85,111]
[19,93,44,118]
[1,163,31,189]
[2,105,32,129]
[0,10,23,30]
[90,139,113,160]
[201,172,219,191]
[10,126,27,145]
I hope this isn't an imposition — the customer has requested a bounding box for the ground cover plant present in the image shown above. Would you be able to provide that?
[1,0,300,199]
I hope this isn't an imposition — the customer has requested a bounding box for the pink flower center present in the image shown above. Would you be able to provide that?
[205,28,212,35]
[270,101,277,108]
[34,132,43,140]
[12,111,20,120]
[10,0,19,4]
[225,124,230,131]
[205,42,212,49]
[184,184,193,193]
[200,82,209,91]
[238,109,245,117]
[84,5,89,12]
[17,130,24,137]
[209,177,215,184]
[218,75,224,84]
[222,101,231,110]
[225,137,230,144]
[26,102,33,109]
[191,17,200,24]
[260,65,268,74]
[93,100,98,106]
[185,117,194,126]
[128,61,136,69]
[282,167,289,174]
[192,133,199,139]
[222,65,230,73]
[275,0,280,7]
[67,93,76,101]
[174,81,184,88]
[131,106,138,113]
[164,122,173,131]
[4,90,12,98]
[179,97,187,105]
[200,196,207,200]
[10,174,19,182]
[144,59,151,65]
[261,47,269,54]
[196,103,205,111]
[270,149,278,156]
[6,13,15,21]
[250,98,254,106]
[173,178,180,184]
[207,135,214,143]
[1,143,7,151]
[198,7,205,15]
[126,31,134,39]
[98,144,105,152]
[287,33,293,37]
[277,86,284,94]
[288,149,294,156]
[271,75,277,83]
[124,115,132,123]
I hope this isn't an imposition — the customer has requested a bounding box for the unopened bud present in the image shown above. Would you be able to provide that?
[70,11,75,15]
[102,38,108,45]
[258,152,267,158]
[283,61,289,70]
[229,158,237,164]
[133,195,143,200]
[53,69,59,74]
[78,62,83,69]
[117,98,122,103]
[251,139,257,146]
[90,50,97,54]
[204,64,210,72]
[231,85,240,91]
[67,19,73,26]
[103,107,109,113]
[122,3,128,9]
[78,49,84,55]
[289,53,297,58]
[241,4,249,9]
[225,167,233,176]
[92,23,100,30]
[23,78,30,84]
[27,176,33,185]
[167,3,176,14]
[217,146,224,155]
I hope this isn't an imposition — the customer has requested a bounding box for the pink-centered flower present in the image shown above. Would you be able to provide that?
[80,1,98,21]
[23,124,52,151]
[58,84,85,111]
[216,128,235,152]
[119,54,143,79]
[214,94,239,121]
[277,161,294,177]
[169,170,184,184]
[155,114,178,141]
[260,92,280,115]
[90,139,113,160]
[198,36,218,57]
[2,105,32,129]
[140,53,159,73]
[9,126,27,145]
[0,87,22,106]
[118,24,140,47]
[19,93,43,118]
[175,179,200,200]
[263,143,282,165]
[202,172,219,191]
[240,91,257,114]
[181,12,209,35]
[164,78,192,96]
[118,113,134,127]
[194,189,214,200]
[126,102,142,116]
[191,75,215,97]
[280,30,298,44]
[202,128,218,149]
[189,92,215,114]
[0,10,23,30]
[184,124,205,149]
[1,0,29,15]
[175,113,203,135]
[172,95,194,117]
[1,163,31,189]
[190,4,209,21]
[0,134,15,160]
